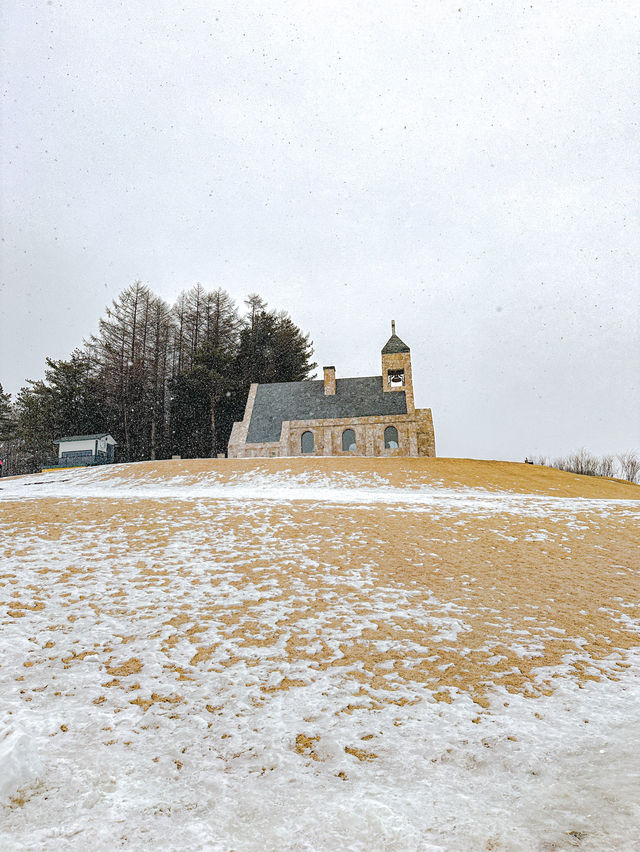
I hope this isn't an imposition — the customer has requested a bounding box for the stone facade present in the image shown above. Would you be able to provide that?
[228,323,436,459]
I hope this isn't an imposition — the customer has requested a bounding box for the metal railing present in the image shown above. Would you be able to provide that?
[44,456,114,469]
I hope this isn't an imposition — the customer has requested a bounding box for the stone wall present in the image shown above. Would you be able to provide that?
[284,414,418,457]
[229,402,436,459]
[227,360,436,459]
[416,408,436,457]
[227,383,258,458]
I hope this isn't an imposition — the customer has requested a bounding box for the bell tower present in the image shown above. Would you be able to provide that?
[381,320,414,412]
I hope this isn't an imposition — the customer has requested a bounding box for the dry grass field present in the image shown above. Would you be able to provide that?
[1,458,639,850]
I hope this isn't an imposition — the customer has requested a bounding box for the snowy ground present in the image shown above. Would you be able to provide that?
[1,461,639,850]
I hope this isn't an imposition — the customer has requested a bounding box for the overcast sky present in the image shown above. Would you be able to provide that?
[1,0,638,461]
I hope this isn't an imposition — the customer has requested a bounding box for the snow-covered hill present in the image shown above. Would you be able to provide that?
[1,459,639,849]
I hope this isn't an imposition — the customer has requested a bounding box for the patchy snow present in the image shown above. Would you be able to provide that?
[1,463,639,849]
[1,465,638,519]
[1,652,639,850]
[0,726,43,807]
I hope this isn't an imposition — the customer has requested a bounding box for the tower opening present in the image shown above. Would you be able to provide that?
[387,369,405,387]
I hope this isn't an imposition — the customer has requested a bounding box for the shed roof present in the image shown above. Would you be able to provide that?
[53,434,117,444]
[246,376,407,444]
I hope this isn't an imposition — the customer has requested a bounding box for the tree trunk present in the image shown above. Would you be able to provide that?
[123,401,131,461]
[210,394,217,458]
[150,417,156,460]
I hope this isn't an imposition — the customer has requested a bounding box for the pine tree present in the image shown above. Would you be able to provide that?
[0,383,17,475]
[269,311,317,382]
[15,381,56,470]
[235,301,316,387]
[10,354,107,471]
[7,282,316,467]
[42,351,106,437]
[170,288,240,457]
[231,300,317,440]
[0,384,14,441]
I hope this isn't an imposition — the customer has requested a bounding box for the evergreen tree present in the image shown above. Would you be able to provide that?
[15,381,56,470]
[169,370,215,458]
[0,383,18,475]
[269,311,317,382]
[0,384,14,441]
[42,351,106,437]
[169,288,240,457]
[7,281,316,468]
[235,299,316,388]
[10,353,106,471]
[230,299,316,443]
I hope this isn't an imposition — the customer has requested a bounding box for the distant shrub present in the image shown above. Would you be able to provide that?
[598,455,616,478]
[526,449,639,482]
[618,451,640,483]
[566,448,600,477]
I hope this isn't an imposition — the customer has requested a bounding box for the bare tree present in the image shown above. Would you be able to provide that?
[597,455,616,478]
[529,455,549,466]
[532,450,625,480]
[171,284,212,374]
[147,296,174,460]
[86,282,173,461]
[617,451,640,483]
[552,456,569,472]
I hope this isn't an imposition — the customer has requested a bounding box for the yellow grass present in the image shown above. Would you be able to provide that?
[85,455,640,499]
[2,458,639,712]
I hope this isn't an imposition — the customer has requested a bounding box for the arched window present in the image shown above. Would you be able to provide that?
[342,429,356,451]
[301,431,314,454]
[384,426,399,449]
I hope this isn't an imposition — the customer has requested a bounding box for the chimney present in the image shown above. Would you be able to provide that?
[391,319,396,335]
[323,366,336,395]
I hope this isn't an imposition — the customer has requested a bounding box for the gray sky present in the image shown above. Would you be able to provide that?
[1,0,638,461]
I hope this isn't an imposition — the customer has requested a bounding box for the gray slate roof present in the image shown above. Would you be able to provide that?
[381,333,410,354]
[247,376,407,444]
[53,434,116,443]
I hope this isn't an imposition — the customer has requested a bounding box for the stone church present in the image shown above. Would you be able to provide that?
[227,322,436,458]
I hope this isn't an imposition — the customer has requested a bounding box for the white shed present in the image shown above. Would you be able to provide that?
[53,434,117,465]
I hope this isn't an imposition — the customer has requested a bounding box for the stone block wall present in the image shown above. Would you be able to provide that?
[283,414,419,457]
[416,408,436,457]
[228,375,436,460]
[230,403,436,459]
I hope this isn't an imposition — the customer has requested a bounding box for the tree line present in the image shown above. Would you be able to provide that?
[528,448,640,483]
[0,282,316,475]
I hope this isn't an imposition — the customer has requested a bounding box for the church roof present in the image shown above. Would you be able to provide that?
[246,376,407,444]
[381,333,410,354]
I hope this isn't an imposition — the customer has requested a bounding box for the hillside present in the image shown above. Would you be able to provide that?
[39,455,640,498]
[1,458,639,850]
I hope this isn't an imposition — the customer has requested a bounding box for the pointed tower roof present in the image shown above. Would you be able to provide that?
[382,320,410,354]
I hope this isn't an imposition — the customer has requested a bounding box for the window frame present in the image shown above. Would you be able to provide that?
[384,425,399,449]
[301,431,315,454]
[341,428,356,452]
